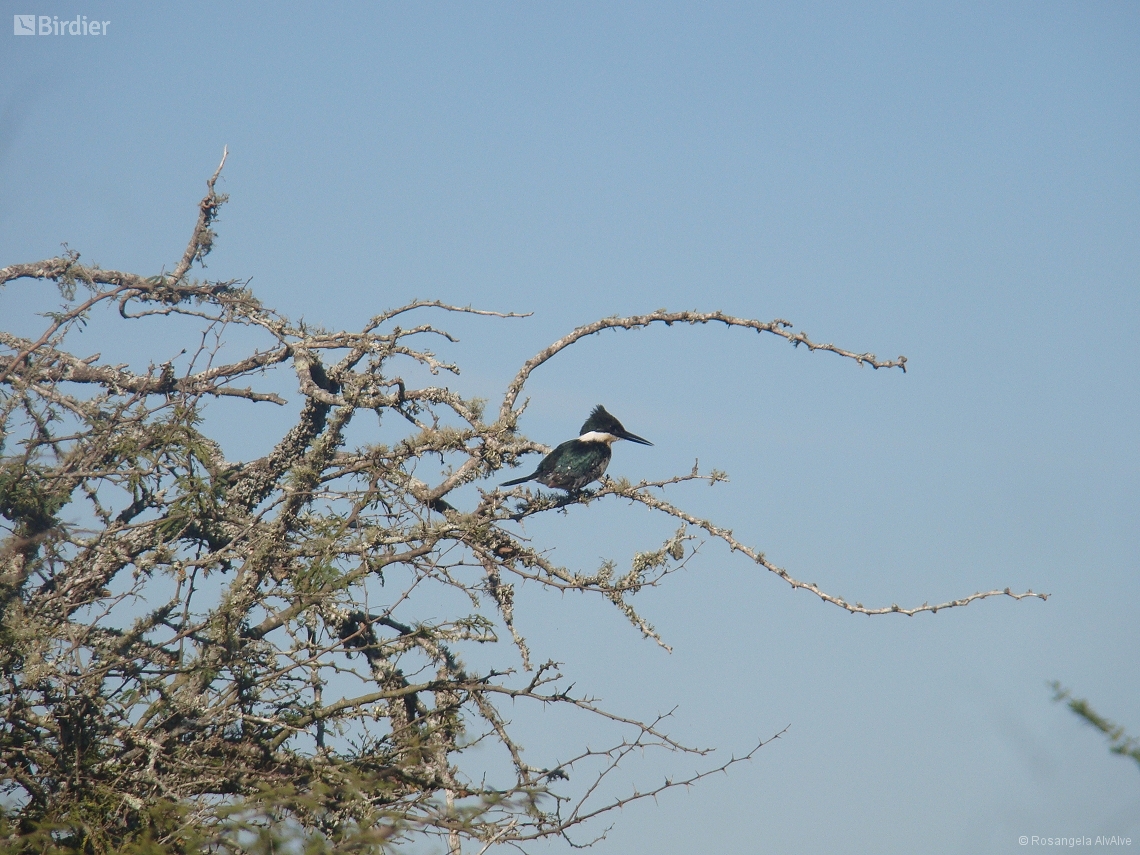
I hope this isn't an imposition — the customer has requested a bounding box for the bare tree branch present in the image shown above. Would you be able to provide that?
[171,147,229,282]
[500,310,906,422]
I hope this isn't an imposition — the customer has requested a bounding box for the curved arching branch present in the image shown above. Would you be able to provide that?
[605,478,1048,616]
[499,309,907,421]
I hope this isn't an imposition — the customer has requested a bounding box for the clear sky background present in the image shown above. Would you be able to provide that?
[2,3,1138,853]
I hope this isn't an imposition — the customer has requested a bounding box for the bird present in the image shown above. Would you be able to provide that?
[500,405,652,492]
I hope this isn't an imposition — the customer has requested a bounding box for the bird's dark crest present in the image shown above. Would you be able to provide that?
[581,405,621,435]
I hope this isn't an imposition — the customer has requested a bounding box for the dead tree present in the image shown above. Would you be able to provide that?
[0,153,1045,853]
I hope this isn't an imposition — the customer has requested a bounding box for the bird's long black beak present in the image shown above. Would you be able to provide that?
[618,429,652,446]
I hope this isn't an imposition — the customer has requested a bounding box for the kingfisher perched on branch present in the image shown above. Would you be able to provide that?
[500,405,652,492]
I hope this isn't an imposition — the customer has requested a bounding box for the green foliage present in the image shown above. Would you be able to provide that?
[1051,682,1140,772]
[0,461,70,533]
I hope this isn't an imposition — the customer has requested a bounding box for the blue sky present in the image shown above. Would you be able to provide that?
[2,3,1138,852]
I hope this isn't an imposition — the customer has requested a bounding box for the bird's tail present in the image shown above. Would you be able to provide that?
[500,474,533,487]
